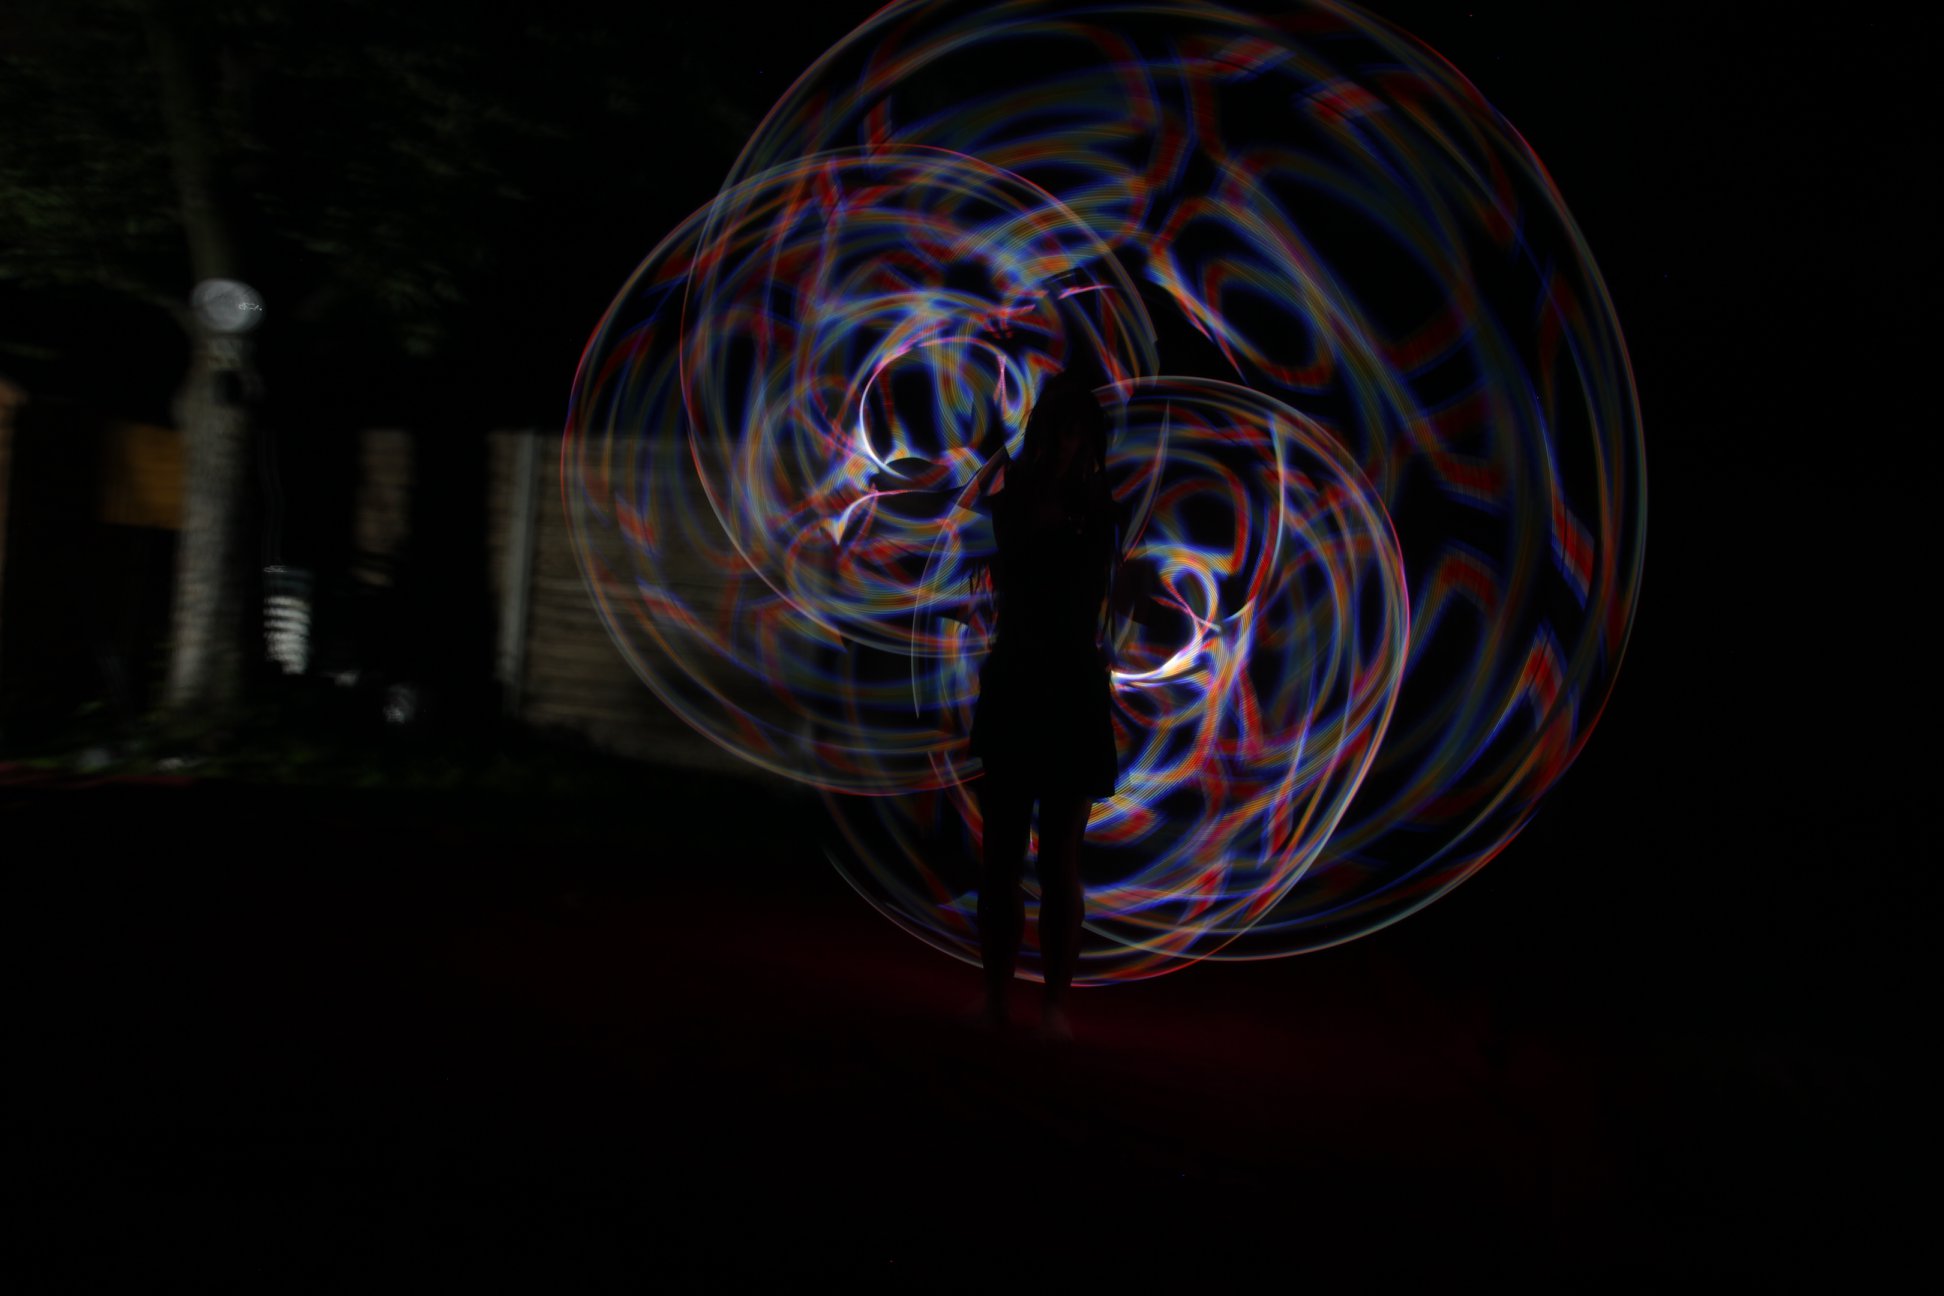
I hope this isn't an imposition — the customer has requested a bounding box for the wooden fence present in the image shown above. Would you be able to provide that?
[0,403,775,784]
[484,430,766,781]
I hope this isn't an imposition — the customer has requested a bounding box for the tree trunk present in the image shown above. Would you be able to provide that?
[147,6,252,719]
[161,333,250,714]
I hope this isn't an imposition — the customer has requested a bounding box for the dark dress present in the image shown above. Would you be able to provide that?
[967,469,1120,801]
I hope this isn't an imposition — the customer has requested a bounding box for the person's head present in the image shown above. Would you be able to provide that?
[1019,369,1107,485]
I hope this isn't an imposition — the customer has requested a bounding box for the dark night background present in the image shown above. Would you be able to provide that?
[3,1,1929,1289]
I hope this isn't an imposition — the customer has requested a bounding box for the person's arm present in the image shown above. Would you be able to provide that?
[867,340,1015,513]
[963,439,1011,508]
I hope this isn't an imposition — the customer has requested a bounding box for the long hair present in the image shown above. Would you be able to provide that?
[964,370,1113,613]
[1016,369,1109,490]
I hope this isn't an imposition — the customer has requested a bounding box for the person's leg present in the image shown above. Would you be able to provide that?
[977,770,1032,1027]
[1035,792,1090,1039]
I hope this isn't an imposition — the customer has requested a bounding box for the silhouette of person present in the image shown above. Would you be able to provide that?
[967,369,1119,1041]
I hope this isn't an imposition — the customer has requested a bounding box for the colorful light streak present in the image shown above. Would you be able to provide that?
[564,1,1646,983]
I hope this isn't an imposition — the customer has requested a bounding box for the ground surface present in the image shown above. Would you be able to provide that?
[3,760,1911,1290]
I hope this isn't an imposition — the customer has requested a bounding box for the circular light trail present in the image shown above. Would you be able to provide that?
[565,1,1646,982]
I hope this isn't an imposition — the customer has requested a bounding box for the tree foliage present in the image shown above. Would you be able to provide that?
[0,0,757,382]
[1,0,782,726]
[0,1,182,319]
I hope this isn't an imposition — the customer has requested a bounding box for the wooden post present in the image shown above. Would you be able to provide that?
[0,376,21,713]
[352,429,413,587]
[497,428,540,719]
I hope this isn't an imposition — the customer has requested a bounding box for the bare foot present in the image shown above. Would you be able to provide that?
[962,994,1009,1033]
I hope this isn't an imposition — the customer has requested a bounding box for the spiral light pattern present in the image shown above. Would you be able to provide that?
[565,1,1646,982]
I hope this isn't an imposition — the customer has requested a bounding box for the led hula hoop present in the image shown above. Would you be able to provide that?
[565,1,1646,984]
